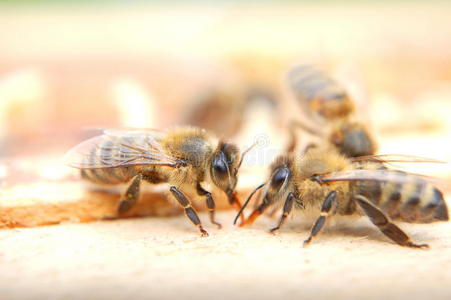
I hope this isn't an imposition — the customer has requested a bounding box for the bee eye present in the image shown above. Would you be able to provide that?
[271,168,290,189]
[212,155,228,178]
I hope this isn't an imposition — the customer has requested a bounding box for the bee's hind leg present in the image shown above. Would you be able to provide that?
[197,183,222,229]
[303,191,337,247]
[354,195,428,248]
[170,186,209,237]
[117,173,143,214]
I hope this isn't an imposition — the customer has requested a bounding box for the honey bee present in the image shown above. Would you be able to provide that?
[181,86,278,139]
[181,88,245,139]
[287,65,377,157]
[235,149,448,248]
[66,127,250,236]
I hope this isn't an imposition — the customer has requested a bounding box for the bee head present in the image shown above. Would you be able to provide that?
[265,156,293,204]
[210,141,240,203]
[233,155,292,226]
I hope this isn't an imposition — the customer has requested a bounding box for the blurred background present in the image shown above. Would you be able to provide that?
[1,0,451,184]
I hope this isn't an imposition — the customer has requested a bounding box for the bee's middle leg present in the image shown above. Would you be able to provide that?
[170,186,209,237]
[196,183,222,229]
[118,173,143,214]
[286,120,299,153]
[303,191,337,246]
[286,119,320,153]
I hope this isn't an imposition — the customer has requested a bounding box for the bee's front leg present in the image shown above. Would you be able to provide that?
[270,193,295,234]
[170,186,209,237]
[196,183,222,229]
[117,173,143,214]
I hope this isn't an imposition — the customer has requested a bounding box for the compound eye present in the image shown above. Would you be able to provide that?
[212,155,228,179]
[271,168,290,189]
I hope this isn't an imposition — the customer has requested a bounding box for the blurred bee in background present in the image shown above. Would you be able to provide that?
[181,88,244,139]
[181,86,279,140]
[66,127,250,236]
[235,148,448,248]
[286,65,377,157]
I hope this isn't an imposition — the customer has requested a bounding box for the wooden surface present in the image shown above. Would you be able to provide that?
[0,182,180,228]
[0,210,450,300]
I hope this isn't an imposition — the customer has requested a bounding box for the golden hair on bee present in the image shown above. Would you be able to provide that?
[294,148,350,180]
[66,126,250,237]
[237,148,448,248]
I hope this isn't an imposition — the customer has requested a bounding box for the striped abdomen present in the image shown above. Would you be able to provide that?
[80,136,142,185]
[351,164,448,223]
[81,167,138,185]
[287,65,354,120]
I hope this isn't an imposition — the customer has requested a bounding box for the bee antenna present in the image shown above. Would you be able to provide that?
[238,142,257,169]
[233,182,266,225]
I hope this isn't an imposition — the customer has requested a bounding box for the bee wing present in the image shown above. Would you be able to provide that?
[320,169,445,186]
[65,133,181,169]
[103,128,168,152]
[351,154,447,164]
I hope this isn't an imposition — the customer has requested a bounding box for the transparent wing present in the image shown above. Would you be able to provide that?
[65,133,181,169]
[321,169,445,186]
[351,154,447,164]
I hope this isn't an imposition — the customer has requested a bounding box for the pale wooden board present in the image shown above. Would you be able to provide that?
[0,210,450,300]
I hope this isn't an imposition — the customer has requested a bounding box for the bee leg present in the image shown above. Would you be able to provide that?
[286,119,322,153]
[170,186,209,237]
[196,183,222,229]
[354,195,428,248]
[240,198,270,227]
[303,191,337,247]
[270,193,294,234]
[117,173,142,214]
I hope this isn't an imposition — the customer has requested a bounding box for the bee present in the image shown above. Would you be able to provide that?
[287,65,377,157]
[235,149,448,248]
[181,86,278,139]
[181,88,245,139]
[65,127,250,236]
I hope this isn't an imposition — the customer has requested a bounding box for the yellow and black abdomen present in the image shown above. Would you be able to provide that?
[288,65,355,120]
[379,177,448,223]
[80,166,137,185]
[351,163,448,223]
